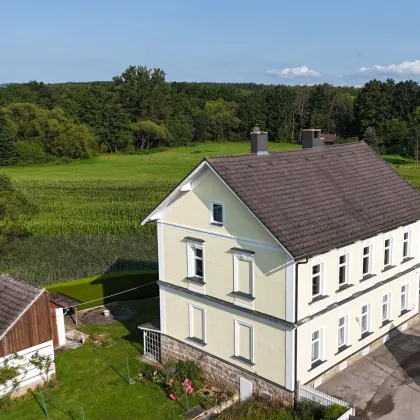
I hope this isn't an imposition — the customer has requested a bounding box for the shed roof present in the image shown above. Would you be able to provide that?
[50,293,82,309]
[206,142,420,258]
[0,273,44,339]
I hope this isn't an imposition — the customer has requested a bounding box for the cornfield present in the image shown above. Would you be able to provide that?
[14,179,176,236]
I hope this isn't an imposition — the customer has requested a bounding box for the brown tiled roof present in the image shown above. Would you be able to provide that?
[0,273,43,339]
[206,142,420,258]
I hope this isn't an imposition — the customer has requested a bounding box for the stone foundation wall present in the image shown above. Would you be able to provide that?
[161,334,293,402]
[306,314,419,388]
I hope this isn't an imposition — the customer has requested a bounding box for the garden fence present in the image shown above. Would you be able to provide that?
[38,385,85,419]
[298,382,355,416]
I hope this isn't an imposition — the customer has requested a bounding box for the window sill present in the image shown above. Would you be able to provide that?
[381,265,396,273]
[380,319,393,328]
[186,276,206,286]
[335,283,354,294]
[187,337,206,346]
[335,344,352,356]
[210,222,224,227]
[359,331,373,341]
[401,257,414,264]
[308,359,326,372]
[399,309,411,317]
[232,355,255,367]
[360,273,376,283]
[309,295,329,305]
[231,291,255,301]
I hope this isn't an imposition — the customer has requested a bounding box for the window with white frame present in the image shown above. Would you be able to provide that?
[337,315,349,349]
[382,293,391,323]
[312,264,323,298]
[310,329,323,364]
[401,284,410,312]
[360,304,371,335]
[362,245,372,276]
[403,231,411,259]
[233,252,254,297]
[188,304,206,343]
[187,242,204,281]
[234,320,254,364]
[210,201,224,226]
[384,238,393,267]
[338,254,349,285]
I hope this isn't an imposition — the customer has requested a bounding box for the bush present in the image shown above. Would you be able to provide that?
[15,141,49,165]
[174,360,204,389]
[323,404,348,420]
[0,393,12,412]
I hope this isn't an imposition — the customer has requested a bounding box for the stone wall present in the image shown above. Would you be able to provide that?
[306,314,419,388]
[161,334,293,402]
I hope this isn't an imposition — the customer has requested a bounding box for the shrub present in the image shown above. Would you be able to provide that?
[0,393,12,412]
[15,141,49,164]
[323,404,348,420]
[174,360,204,388]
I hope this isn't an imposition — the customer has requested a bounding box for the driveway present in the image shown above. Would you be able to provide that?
[318,322,420,419]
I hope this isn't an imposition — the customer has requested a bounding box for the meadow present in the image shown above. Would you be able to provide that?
[1,142,419,285]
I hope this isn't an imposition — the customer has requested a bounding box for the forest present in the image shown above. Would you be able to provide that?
[1,65,420,166]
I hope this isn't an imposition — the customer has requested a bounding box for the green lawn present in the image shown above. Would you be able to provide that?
[2,300,203,420]
[46,270,158,309]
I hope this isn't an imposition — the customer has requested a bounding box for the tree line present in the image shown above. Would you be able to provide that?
[1,65,420,165]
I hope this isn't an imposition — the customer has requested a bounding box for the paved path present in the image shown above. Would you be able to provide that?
[319,322,420,419]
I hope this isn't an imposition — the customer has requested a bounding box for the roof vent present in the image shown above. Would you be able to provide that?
[250,124,268,155]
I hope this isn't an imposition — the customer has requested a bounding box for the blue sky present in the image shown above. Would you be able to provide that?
[1,0,420,86]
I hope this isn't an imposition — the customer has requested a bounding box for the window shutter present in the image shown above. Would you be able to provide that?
[239,323,252,361]
[238,258,252,295]
[192,307,203,340]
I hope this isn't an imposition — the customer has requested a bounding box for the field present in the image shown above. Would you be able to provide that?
[0,142,299,284]
[1,142,420,285]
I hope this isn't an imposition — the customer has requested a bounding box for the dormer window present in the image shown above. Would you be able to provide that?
[210,201,224,226]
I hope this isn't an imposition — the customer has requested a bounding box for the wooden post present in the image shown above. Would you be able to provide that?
[75,306,78,326]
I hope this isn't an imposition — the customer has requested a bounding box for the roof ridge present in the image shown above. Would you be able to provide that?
[206,141,364,160]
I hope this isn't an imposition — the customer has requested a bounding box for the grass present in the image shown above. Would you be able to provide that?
[45,270,158,309]
[1,235,158,284]
[2,300,204,420]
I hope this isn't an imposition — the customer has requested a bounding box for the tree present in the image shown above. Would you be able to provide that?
[204,98,240,140]
[130,120,168,150]
[0,173,37,247]
[0,126,17,166]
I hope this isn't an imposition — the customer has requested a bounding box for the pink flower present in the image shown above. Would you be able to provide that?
[168,378,174,385]
[182,378,189,386]
[169,393,176,401]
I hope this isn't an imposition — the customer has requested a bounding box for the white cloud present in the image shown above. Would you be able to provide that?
[359,60,420,76]
[266,66,321,78]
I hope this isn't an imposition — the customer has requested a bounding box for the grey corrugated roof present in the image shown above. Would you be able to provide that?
[207,142,420,259]
[0,273,43,338]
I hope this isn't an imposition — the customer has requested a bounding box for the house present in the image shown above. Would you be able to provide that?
[140,127,420,401]
[0,273,57,396]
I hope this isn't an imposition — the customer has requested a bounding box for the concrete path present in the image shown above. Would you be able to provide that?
[318,322,420,419]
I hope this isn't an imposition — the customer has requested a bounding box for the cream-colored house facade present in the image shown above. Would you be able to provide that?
[141,131,420,399]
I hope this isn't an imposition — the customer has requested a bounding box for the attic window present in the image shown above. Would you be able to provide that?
[210,201,224,226]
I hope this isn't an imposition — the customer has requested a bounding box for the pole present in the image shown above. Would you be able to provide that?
[81,407,85,420]
[185,389,189,412]
[416,137,418,169]
[126,357,130,385]
[38,385,49,418]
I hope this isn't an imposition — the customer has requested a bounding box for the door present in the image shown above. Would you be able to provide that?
[240,377,253,402]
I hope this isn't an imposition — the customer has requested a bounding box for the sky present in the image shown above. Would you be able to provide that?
[1,0,420,86]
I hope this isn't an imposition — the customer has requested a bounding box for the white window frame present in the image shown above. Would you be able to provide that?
[401,283,410,312]
[233,251,255,297]
[337,315,349,349]
[403,228,412,259]
[362,242,372,276]
[310,327,324,366]
[382,292,391,323]
[311,261,324,298]
[234,319,254,364]
[209,200,224,226]
[187,241,205,281]
[338,251,350,286]
[360,303,371,335]
[383,236,393,268]
[188,303,206,343]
